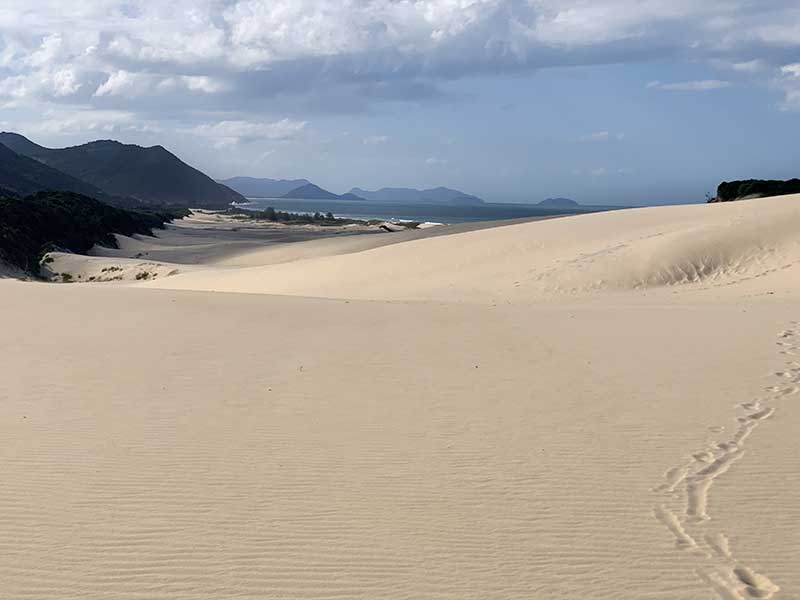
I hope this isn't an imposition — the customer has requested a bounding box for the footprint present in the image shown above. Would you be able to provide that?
[733,567,780,599]
[653,465,689,492]
[773,386,799,397]
[743,407,775,422]
[655,322,791,600]
[654,506,699,551]
[706,533,734,562]
[693,451,714,463]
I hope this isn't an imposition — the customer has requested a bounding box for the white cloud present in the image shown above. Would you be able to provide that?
[189,118,307,147]
[51,67,82,96]
[181,76,228,94]
[0,0,798,149]
[647,79,732,91]
[782,64,800,78]
[778,63,800,110]
[363,135,388,145]
[2,107,158,137]
[0,75,30,99]
[577,131,625,142]
[425,157,449,167]
[2,1,799,83]
[730,59,766,73]
[94,70,142,97]
[580,131,610,142]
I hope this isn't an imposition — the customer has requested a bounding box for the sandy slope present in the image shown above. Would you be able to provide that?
[136,194,800,301]
[2,195,800,599]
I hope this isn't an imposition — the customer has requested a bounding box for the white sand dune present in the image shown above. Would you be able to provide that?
[2,195,800,599]
[131,194,800,302]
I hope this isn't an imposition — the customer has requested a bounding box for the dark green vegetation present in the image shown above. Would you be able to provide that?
[228,206,359,226]
[0,191,183,274]
[712,179,800,202]
[0,142,108,200]
[228,206,419,229]
[0,132,244,209]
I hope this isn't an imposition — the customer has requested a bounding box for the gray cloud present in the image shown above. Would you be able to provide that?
[1,1,800,147]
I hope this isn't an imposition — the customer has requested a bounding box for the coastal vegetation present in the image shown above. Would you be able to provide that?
[711,179,800,202]
[0,190,184,275]
[227,206,420,229]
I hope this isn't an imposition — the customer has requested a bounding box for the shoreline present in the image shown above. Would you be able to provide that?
[233,197,609,225]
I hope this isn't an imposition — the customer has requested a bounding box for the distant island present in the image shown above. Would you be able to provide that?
[282,183,366,201]
[537,198,580,208]
[222,176,486,205]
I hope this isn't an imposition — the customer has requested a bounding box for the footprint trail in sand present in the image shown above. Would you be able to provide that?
[653,323,800,599]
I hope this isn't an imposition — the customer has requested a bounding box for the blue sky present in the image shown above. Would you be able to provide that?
[1,1,800,205]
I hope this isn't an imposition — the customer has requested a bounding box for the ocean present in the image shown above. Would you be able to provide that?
[236,197,620,224]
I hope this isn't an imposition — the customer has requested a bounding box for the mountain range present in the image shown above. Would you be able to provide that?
[281,183,366,201]
[349,187,484,205]
[217,177,311,198]
[1,131,575,211]
[220,177,485,205]
[0,132,243,209]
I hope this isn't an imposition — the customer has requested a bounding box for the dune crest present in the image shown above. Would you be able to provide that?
[130,194,800,301]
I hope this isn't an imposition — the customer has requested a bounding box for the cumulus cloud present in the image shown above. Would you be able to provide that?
[94,70,142,96]
[0,107,160,137]
[647,79,732,91]
[3,2,800,91]
[0,0,799,147]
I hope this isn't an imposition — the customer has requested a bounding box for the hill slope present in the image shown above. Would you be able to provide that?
[0,132,243,209]
[0,143,107,199]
